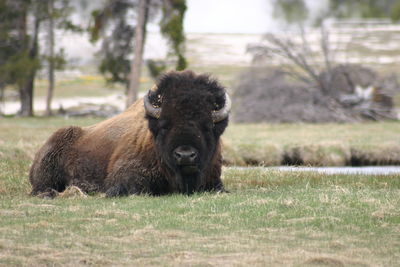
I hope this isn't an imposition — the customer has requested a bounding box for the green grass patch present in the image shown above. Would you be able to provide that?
[0,117,400,265]
[0,166,399,265]
[5,73,153,101]
[34,76,120,99]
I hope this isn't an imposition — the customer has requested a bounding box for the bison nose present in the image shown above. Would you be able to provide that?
[173,146,198,165]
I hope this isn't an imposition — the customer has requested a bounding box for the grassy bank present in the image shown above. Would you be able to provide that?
[1,117,400,167]
[223,122,400,166]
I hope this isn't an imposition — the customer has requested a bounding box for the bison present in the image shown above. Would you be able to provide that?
[29,70,231,197]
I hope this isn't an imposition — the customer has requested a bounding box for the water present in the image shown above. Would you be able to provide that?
[233,166,400,175]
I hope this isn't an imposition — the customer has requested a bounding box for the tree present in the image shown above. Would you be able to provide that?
[45,0,55,116]
[0,0,75,116]
[273,0,400,25]
[0,0,27,114]
[327,0,400,21]
[44,0,76,116]
[16,0,62,117]
[91,0,187,108]
[127,0,150,106]
[160,0,187,70]
[11,0,40,117]
[273,0,308,25]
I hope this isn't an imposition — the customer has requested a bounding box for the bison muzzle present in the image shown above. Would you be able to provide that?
[29,70,231,197]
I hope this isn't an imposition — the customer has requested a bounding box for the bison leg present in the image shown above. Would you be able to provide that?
[203,159,226,193]
[105,184,130,197]
[104,178,142,197]
[29,126,82,197]
[104,170,143,197]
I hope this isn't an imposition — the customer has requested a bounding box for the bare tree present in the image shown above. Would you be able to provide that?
[245,25,397,121]
[248,28,326,91]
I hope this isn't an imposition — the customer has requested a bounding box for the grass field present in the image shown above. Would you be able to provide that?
[0,117,400,265]
[1,167,399,265]
[223,122,400,166]
[1,117,400,167]
[3,64,245,102]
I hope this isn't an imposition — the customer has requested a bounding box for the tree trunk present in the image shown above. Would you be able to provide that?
[19,11,40,117]
[126,0,149,108]
[45,0,55,116]
[17,1,27,46]
[0,84,4,116]
[20,74,34,116]
[16,2,29,116]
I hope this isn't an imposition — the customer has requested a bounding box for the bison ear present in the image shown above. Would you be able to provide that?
[212,93,231,123]
[144,88,162,119]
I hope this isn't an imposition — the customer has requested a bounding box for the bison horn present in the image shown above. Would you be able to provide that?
[150,84,158,92]
[212,93,231,123]
[144,91,161,119]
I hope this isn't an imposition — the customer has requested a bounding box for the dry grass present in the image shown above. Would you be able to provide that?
[1,117,400,266]
[223,122,400,166]
[3,118,400,167]
[1,209,398,266]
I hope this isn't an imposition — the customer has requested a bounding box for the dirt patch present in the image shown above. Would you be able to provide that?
[59,186,88,199]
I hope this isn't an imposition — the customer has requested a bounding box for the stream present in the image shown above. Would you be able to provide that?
[232,166,400,175]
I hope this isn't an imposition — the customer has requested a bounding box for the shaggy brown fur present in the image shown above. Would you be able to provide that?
[29,71,229,197]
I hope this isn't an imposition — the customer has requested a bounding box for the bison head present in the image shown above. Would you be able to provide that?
[144,71,231,194]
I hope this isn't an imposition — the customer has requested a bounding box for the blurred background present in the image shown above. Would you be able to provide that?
[1,0,400,122]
